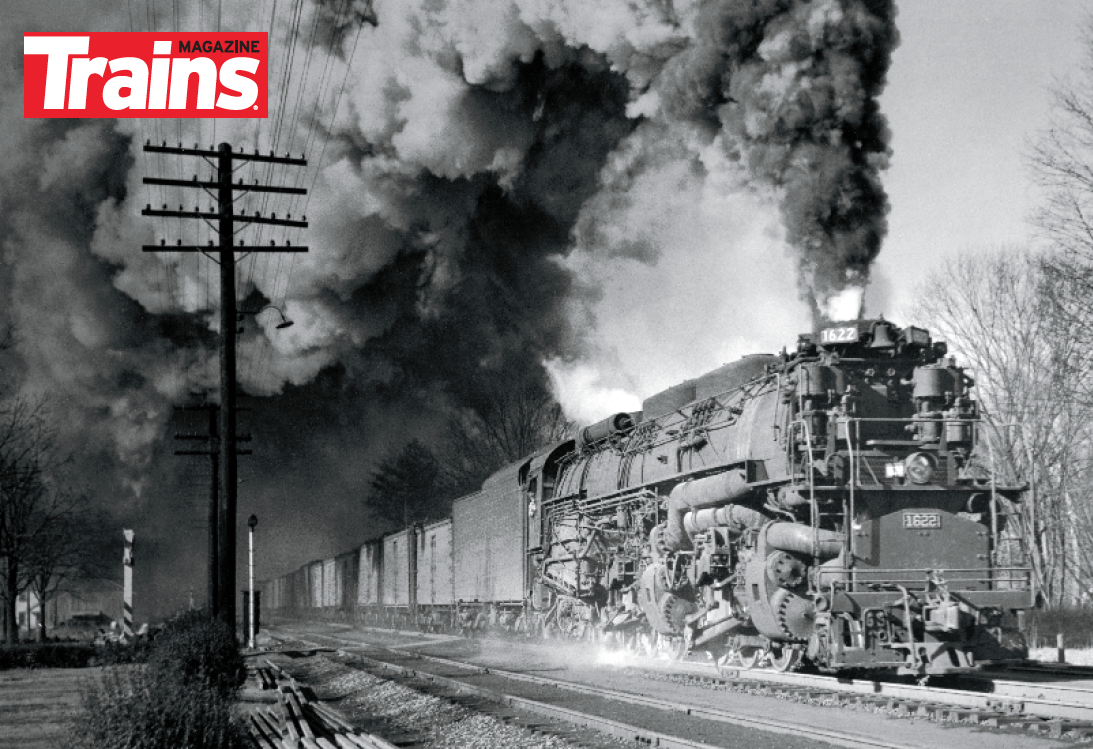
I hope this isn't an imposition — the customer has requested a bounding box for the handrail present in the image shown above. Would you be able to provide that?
[825,566,1033,594]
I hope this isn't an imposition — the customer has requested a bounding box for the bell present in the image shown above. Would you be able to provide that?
[869,322,896,348]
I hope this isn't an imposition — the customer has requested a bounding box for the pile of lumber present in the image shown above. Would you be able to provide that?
[247,659,397,749]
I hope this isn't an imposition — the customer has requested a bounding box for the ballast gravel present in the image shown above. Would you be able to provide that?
[266,651,580,748]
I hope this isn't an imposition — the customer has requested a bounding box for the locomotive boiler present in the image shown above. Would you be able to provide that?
[529,319,1032,675]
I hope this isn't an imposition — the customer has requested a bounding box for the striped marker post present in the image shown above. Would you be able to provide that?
[123,529,134,638]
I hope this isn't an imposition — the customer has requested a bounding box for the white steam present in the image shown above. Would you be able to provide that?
[824,286,865,322]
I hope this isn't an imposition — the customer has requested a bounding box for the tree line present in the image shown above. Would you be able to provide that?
[363,374,572,529]
[0,328,106,643]
[911,26,1093,608]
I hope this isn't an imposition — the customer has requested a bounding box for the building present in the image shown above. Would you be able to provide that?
[16,579,123,637]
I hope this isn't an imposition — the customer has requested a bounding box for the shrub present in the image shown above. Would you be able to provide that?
[71,611,250,749]
[1027,606,1093,649]
[91,636,154,666]
[0,643,96,670]
[146,610,246,697]
[72,667,250,749]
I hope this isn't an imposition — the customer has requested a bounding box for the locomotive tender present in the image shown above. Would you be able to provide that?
[263,319,1033,676]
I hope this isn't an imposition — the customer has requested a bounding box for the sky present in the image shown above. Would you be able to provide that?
[5,0,1092,616]
[875,0,1089,319]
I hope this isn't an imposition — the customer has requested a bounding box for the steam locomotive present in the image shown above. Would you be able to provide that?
[263,319,1033,676]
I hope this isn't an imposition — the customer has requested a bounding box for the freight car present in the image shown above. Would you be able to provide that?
[261,319,1033,677]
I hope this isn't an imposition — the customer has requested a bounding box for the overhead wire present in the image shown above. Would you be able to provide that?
[243,0,314,389]
[256,3,371,393]
[299,0,350,163]
[304,15,364,215]
[136,0,367,394]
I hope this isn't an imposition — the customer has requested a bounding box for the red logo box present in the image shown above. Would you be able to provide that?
[24,32,268,118]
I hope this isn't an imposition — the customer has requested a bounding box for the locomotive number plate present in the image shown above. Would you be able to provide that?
[902,512,942,529]
[821,326,859,344]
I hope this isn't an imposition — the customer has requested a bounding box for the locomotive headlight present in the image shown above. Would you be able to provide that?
[884,462,905,479]
[904,452,937,484]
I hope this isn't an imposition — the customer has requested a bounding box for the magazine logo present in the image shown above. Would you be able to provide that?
[24,32,268,118]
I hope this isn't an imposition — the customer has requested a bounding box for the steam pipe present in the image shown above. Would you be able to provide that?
[683,504,768,539]
[662,470,750,551]
[762,522,843,559]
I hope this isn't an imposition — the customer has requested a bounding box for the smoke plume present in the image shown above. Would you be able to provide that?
[3,0,897,614]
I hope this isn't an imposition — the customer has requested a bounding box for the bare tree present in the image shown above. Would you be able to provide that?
[1029,20,1093,278]
[0,397,56,642]
[1027,19,1093,376]
[365,376,574,529]
[443,377,572,497]
[911,247,1093,606]
[25,493,105,641]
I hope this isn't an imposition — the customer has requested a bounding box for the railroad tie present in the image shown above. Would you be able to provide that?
[885,699,916,714]
[850,695,888,710]
[1048,720,1093,738]
[946,708,1005,723]
[982,715,1047,729]
[256,709,283,739]
[1025,719,1062,734]
[914,702,949,720]
[262,667,278,690]
[279,694,304,742]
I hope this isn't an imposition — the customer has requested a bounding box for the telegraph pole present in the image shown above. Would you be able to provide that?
[143,142,307,628]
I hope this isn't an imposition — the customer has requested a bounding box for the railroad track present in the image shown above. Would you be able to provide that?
[273,622,1093,723]
[271,623,1086,748]
[272,628,912,748]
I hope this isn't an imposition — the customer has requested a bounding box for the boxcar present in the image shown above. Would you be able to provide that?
[322,558,337,609]
[382,529,412,608]
[291,566,309,611]
[263,576,284,611]
[335,550,359,615]
[357,540,381,608]
[417,518,454,607]
[452,461,527,608]
[308,561,324,609]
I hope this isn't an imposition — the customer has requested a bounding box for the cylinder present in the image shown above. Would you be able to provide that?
[576,412,635,448]
[916,412,942,443]
[945,413,971,444]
